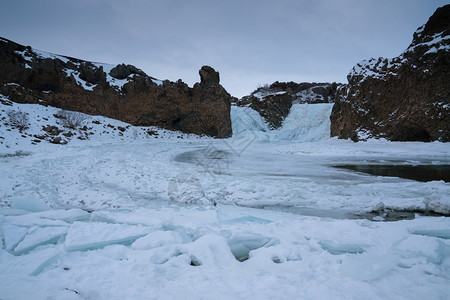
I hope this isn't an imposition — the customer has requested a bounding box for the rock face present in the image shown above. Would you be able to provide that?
[199,66,220,84]
[331,5,450,142]
[235,82,340,129]
[0,38,232,138]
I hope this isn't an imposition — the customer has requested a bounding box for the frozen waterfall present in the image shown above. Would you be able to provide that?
[231,103,334,142]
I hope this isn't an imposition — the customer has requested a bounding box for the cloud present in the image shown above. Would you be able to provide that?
[0,0,448,97]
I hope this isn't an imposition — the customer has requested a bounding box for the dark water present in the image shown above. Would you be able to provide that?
[334,164,450,183]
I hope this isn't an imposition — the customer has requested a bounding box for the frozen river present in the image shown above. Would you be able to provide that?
[1,102,449,299]
[173,141,450,219]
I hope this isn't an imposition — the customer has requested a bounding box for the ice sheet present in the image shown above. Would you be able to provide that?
[65,222,151,251]
[14,226,68,255]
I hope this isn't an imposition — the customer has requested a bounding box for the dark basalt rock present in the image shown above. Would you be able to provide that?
[240,93,293,129]
[0,38,232,138]
[109,63,146,79]
[330,5,450,142]
[199,65,220,84]
[79,62,107,85]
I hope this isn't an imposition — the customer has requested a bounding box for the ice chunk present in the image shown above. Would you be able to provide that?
[131,231,183,250]
[29,246,64,276]
[150,234,237,267]
[91,209,167,227]
[319,240,366,255]
[220,216,272,224]
[14,226,68,255]
[227,234,279,261]
[150,247,185,265]
[216,203,274,224]
[29,253,60,276]
[411,229,450,240]
[5,213,69,227]
[39,209,91,223]
[397,235,449,265]
[1,224,28,251]
[248,244,302,264]
[341,253,399,281]
[185,234,236,267]
[65,222,151,251]
[0,208,31,216]
[11,195,50,212]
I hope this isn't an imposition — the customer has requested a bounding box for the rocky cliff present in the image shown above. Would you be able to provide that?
[331,5,450,142]
[0,38,232,138]
[235,82,340,129]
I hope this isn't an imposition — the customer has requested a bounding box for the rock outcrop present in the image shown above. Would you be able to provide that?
[331,5,450,142]
[0,38,232,138]
[199,65,220,84]
[235,82,340,129]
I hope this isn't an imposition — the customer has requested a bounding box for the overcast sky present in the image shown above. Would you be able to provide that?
[1,0,448,97]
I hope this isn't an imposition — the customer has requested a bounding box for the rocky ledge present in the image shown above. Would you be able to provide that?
[0,38,232,138]
[330,5,450,142]
[235,81,341,129]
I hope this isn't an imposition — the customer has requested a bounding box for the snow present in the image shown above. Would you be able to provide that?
[350,57,403,82]
[33,49,71,64]
[253,90,286,100]
[152,78,163,86]
[1,99,450,299]
[63,68,97,91]
[424,43,450,55]
[408,31,450,52]
[94,63,129,90]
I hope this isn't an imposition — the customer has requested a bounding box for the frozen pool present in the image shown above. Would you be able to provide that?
[173,145,450,219]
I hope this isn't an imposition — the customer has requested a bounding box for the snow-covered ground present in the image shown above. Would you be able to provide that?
[1,100,449,299]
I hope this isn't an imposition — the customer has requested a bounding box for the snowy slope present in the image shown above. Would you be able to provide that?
[0,95,203,153]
